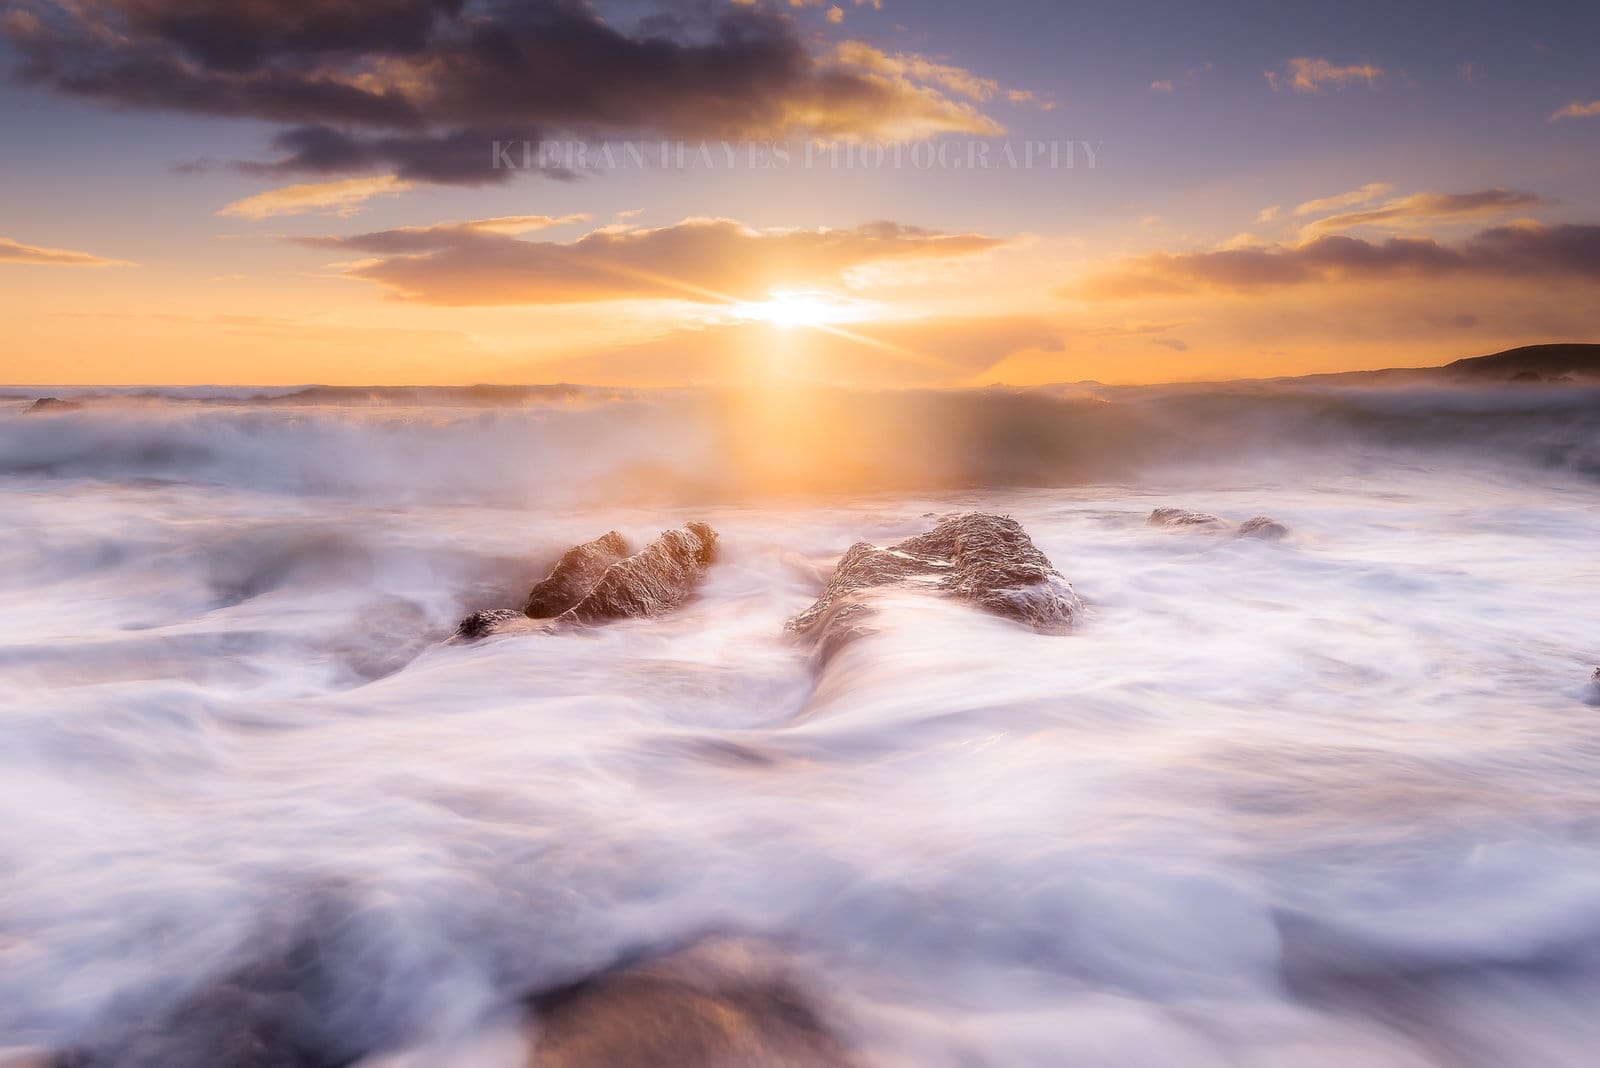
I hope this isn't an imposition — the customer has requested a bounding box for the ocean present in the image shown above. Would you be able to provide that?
[2,381,1599,1067]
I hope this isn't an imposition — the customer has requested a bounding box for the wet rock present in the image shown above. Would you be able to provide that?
[25,397,82,413]
[455,524,717,640]
[529,940,855,1068]
[1150,507,1291,540]
[1148,507,1226,528]
[788,513,1079,660]
[54,891,399,1068]
[454,608,525,640]
[524,531,629,618]
[557,522,717,626]
[1238,515,1290,540]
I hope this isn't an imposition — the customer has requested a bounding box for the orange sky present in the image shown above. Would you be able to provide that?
[2,0,1598,386]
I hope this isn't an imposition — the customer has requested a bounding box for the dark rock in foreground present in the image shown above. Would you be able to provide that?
[530,940,855,1068]
[25,397,83,413]
[456,523,718,639]
[788,513,1080,660]
[525,531,629,617]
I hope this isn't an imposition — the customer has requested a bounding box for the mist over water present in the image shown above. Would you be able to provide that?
[3,383,1599,1066]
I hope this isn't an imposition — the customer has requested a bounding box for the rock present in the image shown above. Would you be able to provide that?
[1238,515,1290,540]
[529,940,855,1068]
[525,531,629,618]
[455,524,717,640]
[1148,507,1225,528]
[25,397,82,413]
[454,608,525,640]
[557,522,717,626]
[1150,507,1291,540]
[787,513,1079,660]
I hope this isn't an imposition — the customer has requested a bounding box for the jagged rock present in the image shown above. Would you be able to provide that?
[530,940,855,1068]
[25,397,82,413]
[1148,507,1225,528]
[525,531,629,617]
[557,522,717,626]
[788,513,1079,660]
[1238,515,1290,540]
[455,524,717,639]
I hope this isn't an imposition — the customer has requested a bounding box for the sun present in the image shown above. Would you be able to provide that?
[735,290,861,330]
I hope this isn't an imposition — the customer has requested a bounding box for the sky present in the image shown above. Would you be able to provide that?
[0,0,1597,387]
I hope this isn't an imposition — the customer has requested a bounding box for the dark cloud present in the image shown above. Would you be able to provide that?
[245,124,576,185]
[1076,223,1600,298]
[5,0,1000,183]
[298,216,1006,304]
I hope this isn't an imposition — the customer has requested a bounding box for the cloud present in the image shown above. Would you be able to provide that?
[1549,99,1600,121]
[1152,337,1188,351]
[217,174,412,218]
[1292,183,1394,217]
[1299,188,1547,234]
[0,236,133,267]
[1150,80,1174,92]
[300,216,1006,305]
[4,0,1001,184]
[1073,221,1600,298]
[1265,57,1384,93]
[832,40,1000,102]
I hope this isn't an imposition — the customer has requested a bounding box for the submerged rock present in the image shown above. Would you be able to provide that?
[1150,507,1291,541]
[525,531,629,618]
[455,523,718,639]
[1238,515,1290,540]
[788,513,1079,660]
[1148,507,1225,528]
[529,940,855,1068]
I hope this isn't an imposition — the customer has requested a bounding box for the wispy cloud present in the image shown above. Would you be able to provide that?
[1299,188,1547,235]
[1549,99,1600,121]
[1266,57,1384,93]
[300,217,1006,306]
[218,175,413,219]
[0,236,133,267]
[1074,220,1600,298]
[1293,183,1395,217]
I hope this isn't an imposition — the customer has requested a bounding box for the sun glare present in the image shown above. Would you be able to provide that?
[736,290,860,329]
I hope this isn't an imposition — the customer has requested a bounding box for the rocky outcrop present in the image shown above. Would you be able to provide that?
[456,523,718,639]
[25,397,83,413]
[525,531,629,617]
[530,940,855,1068]
[557,522,717,626]
[1149,507,1291,540]
[787,513,1079,660]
